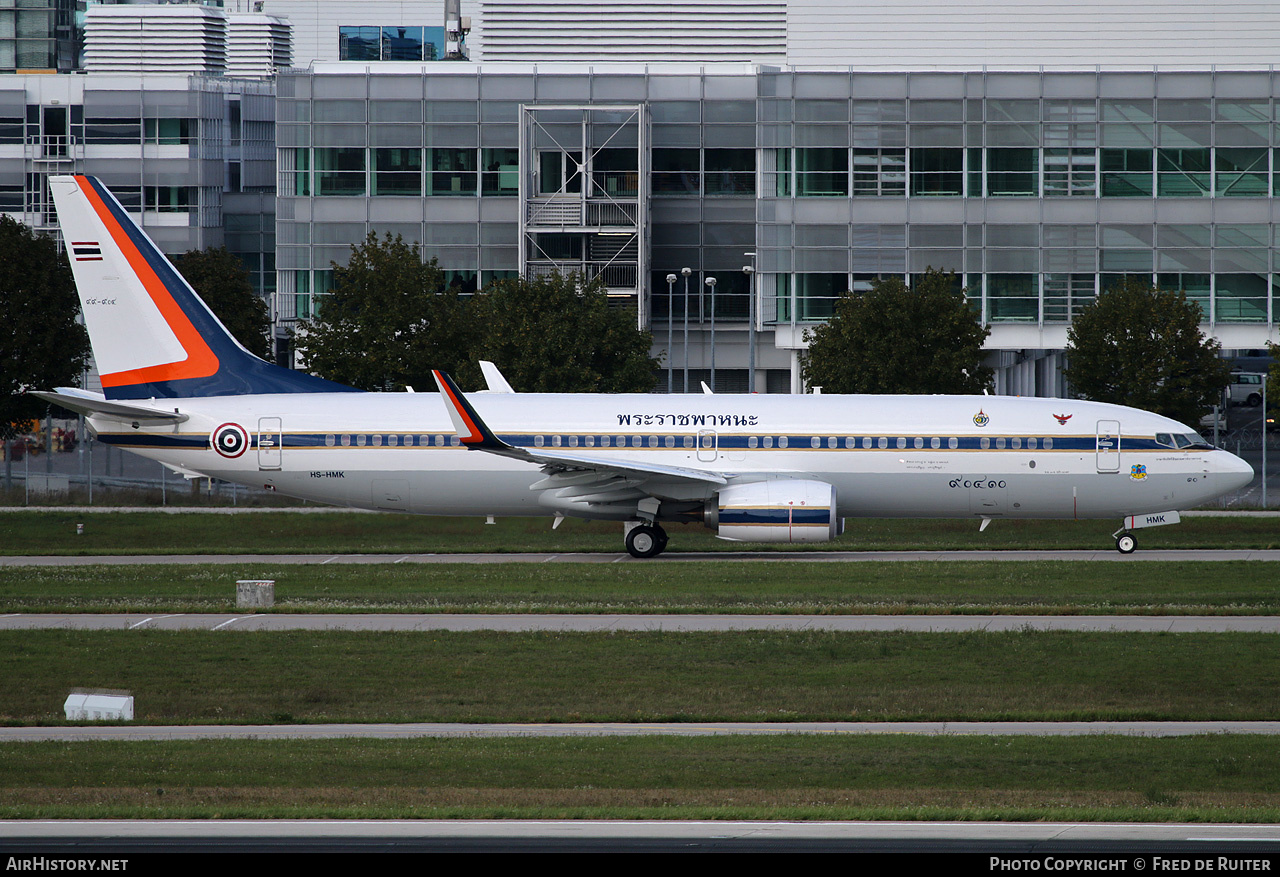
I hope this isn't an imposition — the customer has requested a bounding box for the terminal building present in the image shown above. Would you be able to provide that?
[275,60,1280,394]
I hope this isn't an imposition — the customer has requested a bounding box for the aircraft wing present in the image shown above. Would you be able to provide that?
[431,371,727,491]
[30,388,189,424]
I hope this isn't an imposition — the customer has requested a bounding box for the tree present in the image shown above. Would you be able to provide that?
[0,216,90,440]
[469,273,657,393]
[173,246,271,359]
[800,270,993,394]
[1065,278,1230,427]
[297,233,481,391]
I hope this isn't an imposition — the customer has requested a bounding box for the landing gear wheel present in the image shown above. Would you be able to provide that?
[1115,532,1137,554]
[626,524,668,559]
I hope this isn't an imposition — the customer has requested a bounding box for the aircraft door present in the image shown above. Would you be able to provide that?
[257,417,282,470]
[697,429,717,462]
[1096,420,1121,473]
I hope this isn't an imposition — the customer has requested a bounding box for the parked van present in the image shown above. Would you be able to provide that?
[1227,371,1266,406]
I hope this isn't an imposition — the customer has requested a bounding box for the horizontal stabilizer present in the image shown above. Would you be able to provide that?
[30,388,189,423]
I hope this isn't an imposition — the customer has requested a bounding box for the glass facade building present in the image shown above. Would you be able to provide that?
[277,64,1280,394]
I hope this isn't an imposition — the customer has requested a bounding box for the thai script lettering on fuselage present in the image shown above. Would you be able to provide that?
[616,413,760,427]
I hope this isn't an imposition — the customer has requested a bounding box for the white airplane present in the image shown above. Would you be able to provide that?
[35,174,1253,557]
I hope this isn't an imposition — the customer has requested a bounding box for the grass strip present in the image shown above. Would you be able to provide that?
[5,629,1280,725]
[2,735,1280,821]
[3,560,1280,615]
[5,511,1280,555]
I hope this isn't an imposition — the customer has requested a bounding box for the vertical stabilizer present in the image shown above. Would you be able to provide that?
[49,175,358,399]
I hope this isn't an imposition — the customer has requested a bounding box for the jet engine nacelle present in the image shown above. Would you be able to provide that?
[705,479,841,543]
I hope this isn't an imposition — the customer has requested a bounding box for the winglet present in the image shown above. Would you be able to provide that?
[431,370,511,452]
[477,360,515,393]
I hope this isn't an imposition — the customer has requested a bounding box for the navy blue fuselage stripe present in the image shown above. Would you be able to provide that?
[96,432,1192,454]
[84,177,361,402]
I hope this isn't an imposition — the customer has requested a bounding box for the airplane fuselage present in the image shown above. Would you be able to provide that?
[90,390,1250,524]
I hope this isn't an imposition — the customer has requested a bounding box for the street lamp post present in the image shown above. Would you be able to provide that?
[665,273,677,393]
[743,253,756,393]
[680,267,691,392]
[705,276,717,392]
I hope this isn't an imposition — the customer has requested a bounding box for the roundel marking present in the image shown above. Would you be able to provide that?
[212,422,249,458]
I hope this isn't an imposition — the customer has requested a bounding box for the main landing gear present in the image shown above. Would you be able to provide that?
[625,523,669,558]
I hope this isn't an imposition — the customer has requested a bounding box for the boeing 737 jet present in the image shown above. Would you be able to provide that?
[35,175,1253,557]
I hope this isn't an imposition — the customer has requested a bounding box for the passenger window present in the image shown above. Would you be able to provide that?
[948,437,958,449]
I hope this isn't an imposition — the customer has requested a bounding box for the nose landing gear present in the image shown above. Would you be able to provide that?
[1114,531,1137,554]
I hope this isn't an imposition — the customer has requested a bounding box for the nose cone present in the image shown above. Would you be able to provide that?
[1216,449,1255,493]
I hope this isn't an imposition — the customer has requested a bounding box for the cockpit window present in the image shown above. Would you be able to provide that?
[1156,432,1212,450]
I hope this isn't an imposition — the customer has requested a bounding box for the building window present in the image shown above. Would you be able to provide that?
[339,26,441,61]
[1156,149,1211,197]
[1100,149,1153,196]
[382,26,427,61]
[704,148,755,195]
[986,148,1039,196]
[428,147,476,196]
[314,148,366,196]
[481,148,519,195]
[144,186,196,212]
[1044,148,1096,197]
[909,148,963,196]
[1216,148,1268,196]
[652,148,700,195]
[338,26,380,60]
[796,148,847,197]
[1043,274,1095,322]
[592,148,638,197]
[373,148,421,196]
[793,273,846,321]
[537,150,581,195]
[143,118,196,145]
[852,149,905,196]
[1215,274,1268,323]
[987,274,1039,322]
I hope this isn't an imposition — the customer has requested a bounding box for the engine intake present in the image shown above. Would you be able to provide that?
[705,479,840,544]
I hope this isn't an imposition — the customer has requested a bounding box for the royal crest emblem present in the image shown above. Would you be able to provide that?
[1053,413,1072,425]
[973,409,989,428]
[1130,464,1147,481]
